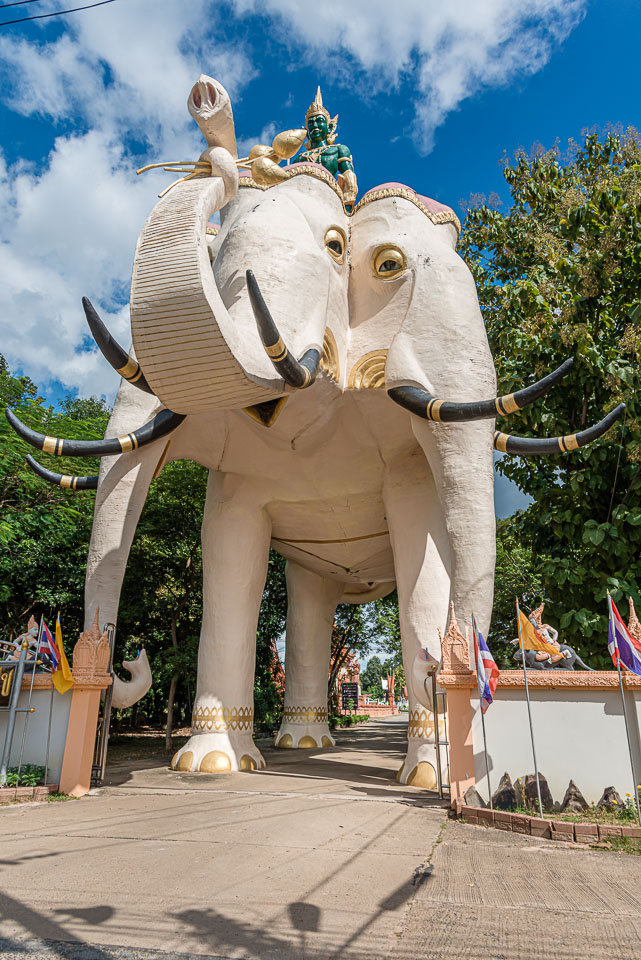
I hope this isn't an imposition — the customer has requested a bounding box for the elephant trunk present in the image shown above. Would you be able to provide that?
[111,649,152,709]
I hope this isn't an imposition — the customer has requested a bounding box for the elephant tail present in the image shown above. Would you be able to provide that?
[574,654,594,672]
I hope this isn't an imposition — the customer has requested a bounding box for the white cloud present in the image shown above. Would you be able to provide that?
[0,0,253,399]
[233,0,586,151]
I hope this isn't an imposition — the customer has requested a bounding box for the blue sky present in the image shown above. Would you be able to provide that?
[1,0,639,520]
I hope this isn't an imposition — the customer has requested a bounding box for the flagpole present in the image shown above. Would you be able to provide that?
[17,615,41,777]
[472,613,493,809]
[44,683,55,787]
[608,593,641,825]
[516,598,543,818]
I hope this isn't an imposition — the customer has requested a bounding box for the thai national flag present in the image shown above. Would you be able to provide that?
[39,621,59,671]
[608,596,641,676]
[472,615,500,713]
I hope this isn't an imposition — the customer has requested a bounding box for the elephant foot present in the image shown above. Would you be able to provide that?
[274,721,335,750]
[396,740,444,791]
[171,732,265,773]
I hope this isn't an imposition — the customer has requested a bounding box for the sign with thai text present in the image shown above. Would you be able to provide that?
[341,681,359,711]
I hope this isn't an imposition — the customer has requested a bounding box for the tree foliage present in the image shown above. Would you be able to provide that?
[461,130,641,663]
[0,356,109,638]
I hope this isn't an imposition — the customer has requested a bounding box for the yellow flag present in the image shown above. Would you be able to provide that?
[52,613,74,695]
[518,609,562,658]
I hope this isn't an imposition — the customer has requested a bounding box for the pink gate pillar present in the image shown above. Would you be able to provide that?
[59,612,112,797]
[438,605,476,803]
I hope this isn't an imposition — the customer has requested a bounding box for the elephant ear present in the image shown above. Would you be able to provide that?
[382,196,496,401]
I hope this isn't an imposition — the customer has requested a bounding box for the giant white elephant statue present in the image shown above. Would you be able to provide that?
[7,77,624,786]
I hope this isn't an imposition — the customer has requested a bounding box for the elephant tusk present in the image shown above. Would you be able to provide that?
[25,454,98,490]
[388,359,574,422]
[246,270,320,389]
[494,403,625,455]
[5,407,186,458]
[82,297,154,394]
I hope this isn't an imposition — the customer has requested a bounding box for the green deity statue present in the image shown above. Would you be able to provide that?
[293,87,358,209]
[243,86,358,210]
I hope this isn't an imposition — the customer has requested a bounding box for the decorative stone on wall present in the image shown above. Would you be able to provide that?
[72,609,111,684]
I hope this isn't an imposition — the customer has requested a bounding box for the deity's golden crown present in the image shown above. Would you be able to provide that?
[305,86,331,125]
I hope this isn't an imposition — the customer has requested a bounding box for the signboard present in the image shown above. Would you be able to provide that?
[0,665,16,707]
[341,682,359,711]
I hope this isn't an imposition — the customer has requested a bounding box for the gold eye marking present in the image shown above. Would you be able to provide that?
[325,226,346,263]
[371,245,407,280]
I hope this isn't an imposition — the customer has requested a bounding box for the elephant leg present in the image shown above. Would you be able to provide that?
[412,419,496,642]
[171,474,270,774]
[274,562,344,750]
[85,380,164,629]
[383,451,452,789]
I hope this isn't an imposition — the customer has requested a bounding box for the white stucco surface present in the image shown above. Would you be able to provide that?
[472,684,641,806]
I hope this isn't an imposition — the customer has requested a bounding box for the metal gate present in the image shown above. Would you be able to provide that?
[91,622,116,786]
[431,672,450,801]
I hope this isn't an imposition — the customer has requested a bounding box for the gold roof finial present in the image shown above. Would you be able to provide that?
[305,85,330,125]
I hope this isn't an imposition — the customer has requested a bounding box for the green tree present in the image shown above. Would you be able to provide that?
[460,129,641,665]
[0,355,109,641]
[360,654,385,699]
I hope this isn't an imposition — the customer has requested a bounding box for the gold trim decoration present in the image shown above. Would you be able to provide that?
[265,337,287,360]
[324,225,347,264]
[406,761,437,789]
[239,163,345,205]
[320,328,340,382]
[348,350,388,390]
[494,431,509,453]
[427,398,443,422]
[200,750,232,773]
[192,705,254,733]
[353,188,461,237]
[116,356,141,381]
[560,434,579,452]
[173,751,194,772]
[242,396,289,428]
[298,736,318,748]
[118,433,138,453]
[495,393,519,416]
[371,244,407,281]
[43,436,60,455]
[408,708,435,740]
[283,706,328,724]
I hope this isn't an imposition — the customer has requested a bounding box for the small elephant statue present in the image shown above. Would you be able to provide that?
[511,641,593,671]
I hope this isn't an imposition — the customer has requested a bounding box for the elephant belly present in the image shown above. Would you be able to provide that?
[268,494,395,584]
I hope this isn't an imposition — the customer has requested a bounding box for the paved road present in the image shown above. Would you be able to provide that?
[1,716,640,959]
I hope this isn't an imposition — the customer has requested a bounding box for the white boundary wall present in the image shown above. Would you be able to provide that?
[471,676,641,807]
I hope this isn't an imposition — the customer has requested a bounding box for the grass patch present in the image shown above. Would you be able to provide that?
[508,803,640,825]
[600,836,641,856]
[330,714,370,728]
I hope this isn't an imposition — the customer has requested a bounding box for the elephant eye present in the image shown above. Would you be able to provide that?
[371,245,407,281]
[325,226,346,264]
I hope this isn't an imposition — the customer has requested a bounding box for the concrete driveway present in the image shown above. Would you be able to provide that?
[0,716,640,959]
